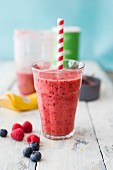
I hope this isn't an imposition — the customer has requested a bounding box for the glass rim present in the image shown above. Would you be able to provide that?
[31,59,85,73]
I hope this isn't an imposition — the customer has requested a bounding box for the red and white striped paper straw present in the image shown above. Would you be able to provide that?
[57,18,64,70]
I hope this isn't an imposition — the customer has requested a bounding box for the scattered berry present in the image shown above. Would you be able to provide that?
[0,129,8,137]
[23,147,33,158]
[30,142,39,151]
[12,123,23,131]
[30,151,41,162]
[27,134,40,144]
[11,128,24,141]
[22,121,32,133]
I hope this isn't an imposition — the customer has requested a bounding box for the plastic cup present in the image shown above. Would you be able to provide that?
[32,60,84,140]
[14,30,55,95]
[52,27,81,65]
[64,27,81,60]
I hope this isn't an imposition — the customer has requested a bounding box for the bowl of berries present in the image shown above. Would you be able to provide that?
[79,75,101,101]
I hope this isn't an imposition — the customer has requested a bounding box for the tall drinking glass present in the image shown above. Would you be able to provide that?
[32,60,84,140]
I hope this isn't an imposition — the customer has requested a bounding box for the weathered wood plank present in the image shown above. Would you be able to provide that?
[0,61,16,94]
[11,82,106,169]
[0,60,108,170]
[0,107,41,170]
[10,82,40,170]
[37,101,105,170]
[84,61,113,170]
[0,61,31,170]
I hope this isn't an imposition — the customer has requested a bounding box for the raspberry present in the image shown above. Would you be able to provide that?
[22,121,32,133]
[27,134,40,144]
[11,128,24,141]
[12,123,23,131]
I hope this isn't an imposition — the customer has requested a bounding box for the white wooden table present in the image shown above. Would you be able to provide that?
[0,60,113,170]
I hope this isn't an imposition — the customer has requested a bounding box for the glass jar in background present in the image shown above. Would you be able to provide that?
[14,30,55,95]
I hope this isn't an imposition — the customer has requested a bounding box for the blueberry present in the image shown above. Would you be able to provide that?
[30,151,41,162]
[30,142,39,151]
[0,129,8,137]
[23,147,33,158]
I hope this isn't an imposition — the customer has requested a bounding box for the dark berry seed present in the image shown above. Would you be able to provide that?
[30,151,41,162]
[30,142,39,151]
[23,147,33,158]
[0,129,8,137]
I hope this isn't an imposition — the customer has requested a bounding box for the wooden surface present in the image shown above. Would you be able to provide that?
[0,60,113,170]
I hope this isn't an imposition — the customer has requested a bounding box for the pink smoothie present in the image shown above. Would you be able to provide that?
[34,69,82,136]
[17,72,35,95]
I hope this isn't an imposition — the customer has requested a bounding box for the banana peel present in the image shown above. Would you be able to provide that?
[0,91,38,111]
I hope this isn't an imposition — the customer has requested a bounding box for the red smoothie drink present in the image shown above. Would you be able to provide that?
[17,72,35,95]
[32,60,84,139]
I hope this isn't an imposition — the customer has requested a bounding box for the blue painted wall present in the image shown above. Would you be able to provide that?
[0,0,113,70]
